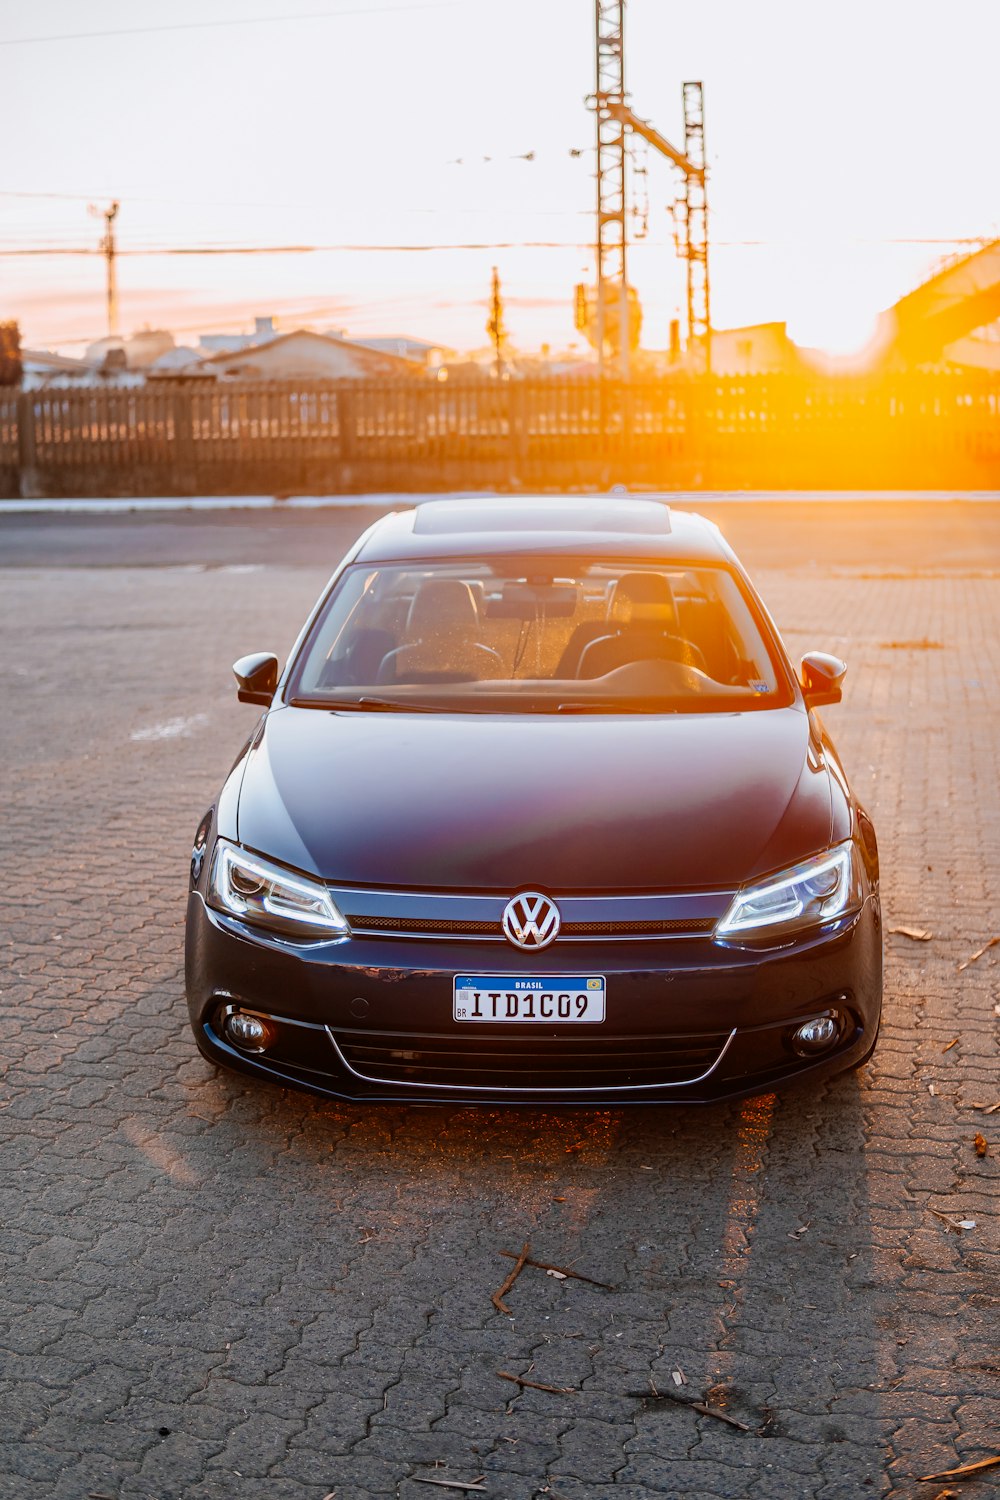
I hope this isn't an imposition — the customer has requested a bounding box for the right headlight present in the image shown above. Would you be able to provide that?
[716,841,863,940]
[207,839,349,940]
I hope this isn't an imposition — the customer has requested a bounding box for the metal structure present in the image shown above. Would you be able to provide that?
[679,82,710,369]
[591,2,711,373]
[593,0,629,377]
[487,265,506,377]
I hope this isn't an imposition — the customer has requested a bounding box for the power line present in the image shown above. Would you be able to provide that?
[0,1,460,49]
[1,235,993,260]
[0,241,603,258]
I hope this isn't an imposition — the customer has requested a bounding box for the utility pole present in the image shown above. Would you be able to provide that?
[487,265,506,377]
[93,201,120,339]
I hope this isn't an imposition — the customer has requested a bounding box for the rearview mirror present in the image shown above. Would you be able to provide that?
[233,652,278,706]
[800,651,846,708]
[486,582,579,619]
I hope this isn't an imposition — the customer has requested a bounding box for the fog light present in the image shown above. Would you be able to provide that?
[791,1016,840,1056]
[224,1012,273,1052]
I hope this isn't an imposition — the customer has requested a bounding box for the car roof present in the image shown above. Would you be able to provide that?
[354,497,735,565]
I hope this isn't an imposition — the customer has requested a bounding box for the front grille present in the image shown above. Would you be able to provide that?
[561,918,715,936]
[344,914,716,941]
[329,1026,733,1092]
[345,915,500,935]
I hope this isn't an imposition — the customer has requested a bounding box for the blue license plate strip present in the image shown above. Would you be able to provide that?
[453,975,606,1023]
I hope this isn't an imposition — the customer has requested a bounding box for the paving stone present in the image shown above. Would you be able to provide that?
[3,505,1000,1496]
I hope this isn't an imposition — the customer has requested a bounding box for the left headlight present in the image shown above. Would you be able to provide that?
[716,841,863,940]
[207,839,349,940]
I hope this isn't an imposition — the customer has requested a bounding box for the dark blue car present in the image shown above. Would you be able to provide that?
[185,497,882,1103]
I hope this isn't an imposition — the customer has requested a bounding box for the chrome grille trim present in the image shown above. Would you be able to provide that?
[326,1025,737,1093]
[332,887,730,944]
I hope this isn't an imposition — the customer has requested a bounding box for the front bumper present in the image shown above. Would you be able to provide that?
[185,890,883,1106]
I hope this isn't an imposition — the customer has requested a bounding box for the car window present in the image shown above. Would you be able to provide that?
[288,559,793,713]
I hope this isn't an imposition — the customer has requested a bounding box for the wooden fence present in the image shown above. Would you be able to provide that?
[2,372,998,497]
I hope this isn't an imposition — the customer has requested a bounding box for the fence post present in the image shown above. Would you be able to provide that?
[509,380,528,487]
[172,387,197,495]
[16,389,41,498]
[337,387,356,490]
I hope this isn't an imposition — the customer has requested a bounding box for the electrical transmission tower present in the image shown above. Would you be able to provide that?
[679,83,710,370]
[594,0,629,378]
[590,1,712,375]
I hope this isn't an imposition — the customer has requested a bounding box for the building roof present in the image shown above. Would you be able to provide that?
[354,335,451,361]
[22,348,92,373]
[201,328,417,379]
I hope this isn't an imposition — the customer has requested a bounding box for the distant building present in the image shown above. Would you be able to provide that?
[85,328,177,371]
[353,335,453,369]
[195,328,419,380]
[701,322,804,376]
[887,239,1000,368]
[21,349,97,388]
[199,316,277,355]
[943,321,1000,371]
[146,345,205,374]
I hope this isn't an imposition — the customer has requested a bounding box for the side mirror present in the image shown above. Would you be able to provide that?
[233,652,279,706]
[800,651,846,708]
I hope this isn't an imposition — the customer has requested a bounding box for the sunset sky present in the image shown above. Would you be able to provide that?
[3,0,998,357]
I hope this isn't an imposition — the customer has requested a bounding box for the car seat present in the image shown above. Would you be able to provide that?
[376,579,503,684]
[576,572,706,678]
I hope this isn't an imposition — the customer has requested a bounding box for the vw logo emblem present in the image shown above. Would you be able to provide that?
[502,891,561,951]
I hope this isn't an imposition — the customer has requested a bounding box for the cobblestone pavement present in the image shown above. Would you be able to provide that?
[1,502,998,1500]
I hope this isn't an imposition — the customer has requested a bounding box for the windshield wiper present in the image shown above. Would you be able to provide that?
[290,695,443,713]
[555,700,644,713]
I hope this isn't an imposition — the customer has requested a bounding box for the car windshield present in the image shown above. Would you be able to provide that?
[288,558,793,713]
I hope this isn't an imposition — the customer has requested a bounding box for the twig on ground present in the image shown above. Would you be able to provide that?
[491,1240,531,1314]
[412,1477,487,1493]
[626,1388,750,1431]
[928,1208,976,1233]
[957,936,1000,971]
[498,1249,616,1290]
[690,1403,751,1431]
[918,1454,1000,1481]
[497,1370,576,1396]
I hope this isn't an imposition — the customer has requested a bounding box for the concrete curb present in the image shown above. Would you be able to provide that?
[3,489,1000,516]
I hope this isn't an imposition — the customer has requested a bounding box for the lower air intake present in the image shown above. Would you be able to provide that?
[328,1026,732,1092]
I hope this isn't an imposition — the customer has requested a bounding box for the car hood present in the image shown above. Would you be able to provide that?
[236,704,836,892]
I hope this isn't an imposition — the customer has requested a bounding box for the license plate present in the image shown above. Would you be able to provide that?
[453,975,606,1023]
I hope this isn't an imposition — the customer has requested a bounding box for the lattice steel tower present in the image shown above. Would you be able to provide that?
[594,0,629,377]
[679,82,711,371]
[590,2,712,374]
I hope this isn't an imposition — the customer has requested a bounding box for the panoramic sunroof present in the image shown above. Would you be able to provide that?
[412,499,672,535]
